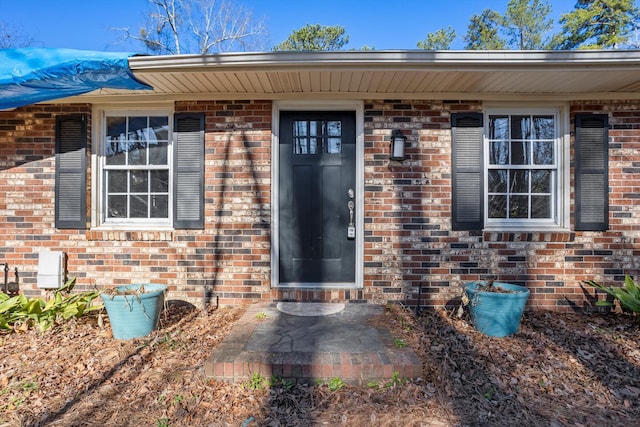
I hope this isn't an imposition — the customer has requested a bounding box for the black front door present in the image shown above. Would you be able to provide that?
[278,111,356,285]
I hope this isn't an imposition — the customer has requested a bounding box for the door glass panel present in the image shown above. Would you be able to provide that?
[327,138,341,154]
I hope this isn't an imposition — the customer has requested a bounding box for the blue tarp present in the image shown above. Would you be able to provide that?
[0,48,152,110]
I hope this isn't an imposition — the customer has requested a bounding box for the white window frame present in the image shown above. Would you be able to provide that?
[483,104,570,231]
[91,107,174,229]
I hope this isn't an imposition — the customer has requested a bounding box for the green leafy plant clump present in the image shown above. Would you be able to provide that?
[0,277,102,333]
[584,275,640,319]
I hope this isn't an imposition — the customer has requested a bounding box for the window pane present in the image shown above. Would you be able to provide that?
[130,194,148,218]
[327,138,341,154]
[533,116,554,139]
[489,140,509,165]
[510,141,529,165]
[510,170,529,193]
[509,195,529,218]
[106,116,126,165]
[489,116,509,140]
[151,195,168,218]
[107,195,127,218]
[309,137,318,154]
[130,170,148,193]
[147,117,168,165]
[149,117,168,140]
[531,170,551,193]
[151,170,169,192]
[149,141,168,165]
[511,116,531,139]
[489,195,507,218]
[107,170,127,193]
[531,195,551,218]
[533,141,554,165]
[488,170,508,193]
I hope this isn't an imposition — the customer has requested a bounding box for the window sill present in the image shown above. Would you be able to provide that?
[482,230,574,243]
[87,229,174,241]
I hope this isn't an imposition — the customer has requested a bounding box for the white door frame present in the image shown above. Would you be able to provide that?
[271,100,364,289]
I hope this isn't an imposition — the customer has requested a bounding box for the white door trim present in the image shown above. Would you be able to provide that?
[271,100,364,289]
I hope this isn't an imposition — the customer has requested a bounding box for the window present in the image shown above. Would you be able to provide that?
[485,110,561,228]
[451,107,580,232]
[293,119,343,155]
[101,112,172,226]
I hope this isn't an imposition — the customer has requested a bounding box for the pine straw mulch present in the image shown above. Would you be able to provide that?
[0,300,639,427]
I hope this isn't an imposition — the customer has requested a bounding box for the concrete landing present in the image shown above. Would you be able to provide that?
[204,303,422,385]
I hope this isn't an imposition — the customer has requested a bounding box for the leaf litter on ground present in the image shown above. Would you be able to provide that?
[0,298,638,426]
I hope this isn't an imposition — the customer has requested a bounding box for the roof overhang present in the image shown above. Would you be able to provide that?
[61,50,640,103]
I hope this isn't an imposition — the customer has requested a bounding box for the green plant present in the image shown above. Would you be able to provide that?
[269,376,293,391]
[483,386,495,401]
[173,394,184,405]
[245,372,266,390]
[156,417,170,427]
[327,377,345,391]
[366,381,380,389]
[386,371,408,388]
[584,276,640,317]
[255,312,267,320]
[393,337,407,348]
[0,277,102,333]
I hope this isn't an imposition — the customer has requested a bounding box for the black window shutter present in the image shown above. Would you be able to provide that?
[575,114,609,231]
[55,115,87,229]
[451,112,484,231]
[173,113,205,229]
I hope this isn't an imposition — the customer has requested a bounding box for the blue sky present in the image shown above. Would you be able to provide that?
[2,0,578,51]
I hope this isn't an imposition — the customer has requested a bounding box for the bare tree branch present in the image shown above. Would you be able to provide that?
[117,0,266,55]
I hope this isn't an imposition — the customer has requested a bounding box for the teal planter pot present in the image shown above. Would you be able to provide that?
[101,283,167,340]
[464,282,530,338]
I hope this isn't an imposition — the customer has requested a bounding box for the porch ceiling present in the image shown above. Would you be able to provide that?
[72,50,640,103]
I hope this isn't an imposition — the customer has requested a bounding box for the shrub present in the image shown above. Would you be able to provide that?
[583,275,640,319]
[0,277,102,333]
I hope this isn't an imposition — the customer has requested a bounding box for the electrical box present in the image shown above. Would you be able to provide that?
[37,251,66,289]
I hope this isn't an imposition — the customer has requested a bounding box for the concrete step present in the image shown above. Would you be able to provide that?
[204,303,422,385]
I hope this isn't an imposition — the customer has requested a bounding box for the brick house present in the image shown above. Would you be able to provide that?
[2,49,640,311]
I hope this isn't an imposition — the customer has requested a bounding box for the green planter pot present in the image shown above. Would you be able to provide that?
[464,282,530,338]
[101,283,167,340]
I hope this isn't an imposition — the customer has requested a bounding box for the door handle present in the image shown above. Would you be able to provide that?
[347,200,355,239]
[348,200,355,226]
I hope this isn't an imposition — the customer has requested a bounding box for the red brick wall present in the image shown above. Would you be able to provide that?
[363,99,640,311]
[1,99,639,312]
